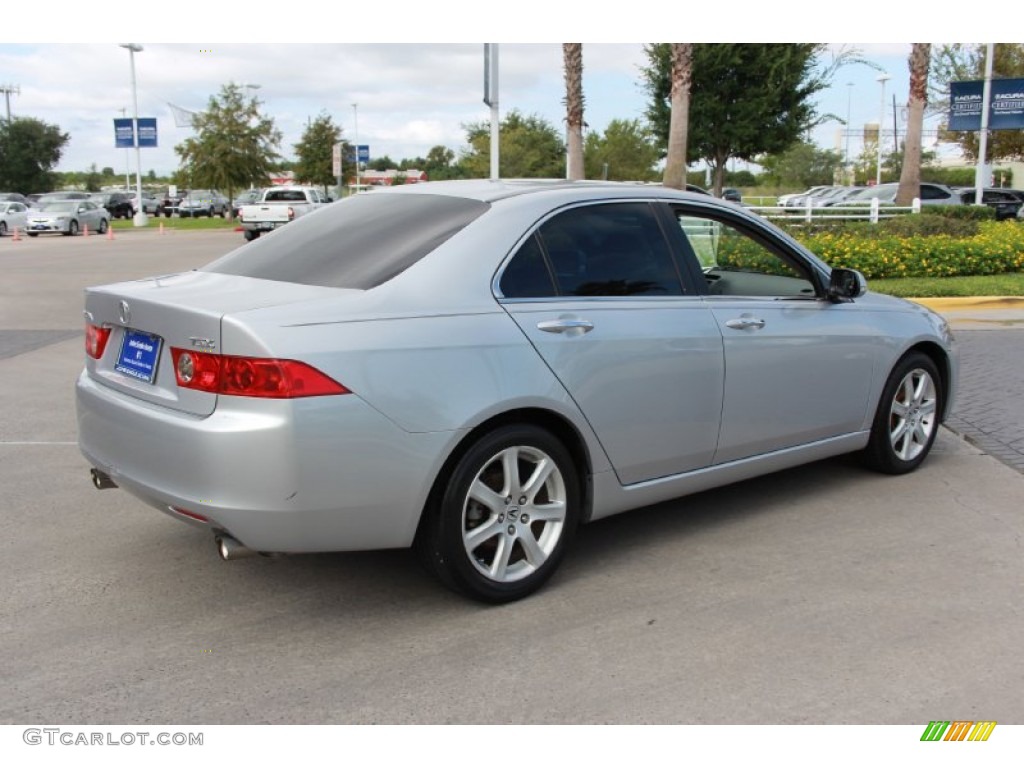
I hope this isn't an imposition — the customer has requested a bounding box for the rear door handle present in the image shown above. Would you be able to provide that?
[724,317,766,330]
[537,319,594,335]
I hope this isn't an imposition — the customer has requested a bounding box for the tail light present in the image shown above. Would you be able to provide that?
[85,323,112,359]
[287,207,295,221]
[170,348,350,398]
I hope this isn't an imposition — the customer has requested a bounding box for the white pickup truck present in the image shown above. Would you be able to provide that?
[237,186,331,240]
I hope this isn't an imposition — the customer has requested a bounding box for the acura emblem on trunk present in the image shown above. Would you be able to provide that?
[118,300,131,325]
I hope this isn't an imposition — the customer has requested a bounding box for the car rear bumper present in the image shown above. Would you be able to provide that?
[76,369,455,553]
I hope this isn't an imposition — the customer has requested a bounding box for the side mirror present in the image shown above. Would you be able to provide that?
[828,268,867,302]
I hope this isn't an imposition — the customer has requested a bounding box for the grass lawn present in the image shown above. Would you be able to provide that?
[111,216,238,231]
[867,273,1024,298]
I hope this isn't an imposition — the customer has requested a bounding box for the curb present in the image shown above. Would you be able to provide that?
[906,297,1024,311]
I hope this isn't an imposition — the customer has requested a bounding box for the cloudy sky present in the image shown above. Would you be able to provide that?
[4,12,977,179]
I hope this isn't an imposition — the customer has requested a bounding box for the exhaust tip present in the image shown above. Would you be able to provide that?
[215,534,256,561]
[90,468,117,490]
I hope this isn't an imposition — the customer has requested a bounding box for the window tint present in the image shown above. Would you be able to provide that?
[674,210,817,298]
[920,185,950,200]
[500,235,557,298]
[537,203,683,296]
[205,192,489,290]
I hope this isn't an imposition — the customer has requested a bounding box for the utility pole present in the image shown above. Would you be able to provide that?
[0,84,20,122]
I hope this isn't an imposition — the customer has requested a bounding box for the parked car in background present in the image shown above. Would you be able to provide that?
[159,189,185,217]
[25,200,109,236]
[778,186,832,207]
[844,182,960,207]
[720,187,742,203]
[77,179,957,602]
[237,185,328,239]
[178,189,229,218]
[955,188,1024,221]
[0,200,30,236]
[125,191,162,216]
[817,187,866,207]
[231,188,263,218]
[0,192,29,205]
[35,191,91,205]
[89,192,134,220]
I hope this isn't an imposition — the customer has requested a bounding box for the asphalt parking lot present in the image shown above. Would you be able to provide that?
[2,230,1023,724]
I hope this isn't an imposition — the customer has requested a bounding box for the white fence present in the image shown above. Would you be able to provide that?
[746,197,922,224]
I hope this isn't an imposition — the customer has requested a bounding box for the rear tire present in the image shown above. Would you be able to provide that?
[98,218,109,234]
[862,352,942,475]
[243,230,259,241]
[0,222,7,236]
[416,424,580,603]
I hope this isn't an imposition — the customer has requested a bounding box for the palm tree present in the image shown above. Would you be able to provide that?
[563,43,584,180]
[896,44,931,206]
[662,44,693,190]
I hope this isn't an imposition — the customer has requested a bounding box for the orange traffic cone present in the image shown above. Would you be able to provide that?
[159,221,165,235]
[11,227,21,241]
[107,223,115,241]
[83,223,90,237]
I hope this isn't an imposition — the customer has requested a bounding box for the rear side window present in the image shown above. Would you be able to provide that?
[205,193,489,289]
[537,202,684,296]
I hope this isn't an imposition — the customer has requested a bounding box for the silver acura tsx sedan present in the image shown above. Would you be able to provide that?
[76,180,957,602]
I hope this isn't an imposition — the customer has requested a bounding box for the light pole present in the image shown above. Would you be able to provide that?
[243,84,261,189]
[120,43,147,226]
[352,103,360,192]
[876,73,891,186]
[845,82,854,183]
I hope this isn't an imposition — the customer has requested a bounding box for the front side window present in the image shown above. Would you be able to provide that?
[674,211,818,298]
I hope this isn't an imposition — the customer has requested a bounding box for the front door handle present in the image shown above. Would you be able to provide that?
[537,319,594,335]
[725,317,766,330]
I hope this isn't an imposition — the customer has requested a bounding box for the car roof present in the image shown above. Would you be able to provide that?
[361,178,716,205]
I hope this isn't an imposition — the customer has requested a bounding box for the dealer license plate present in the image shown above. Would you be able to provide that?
[115,329,163,383]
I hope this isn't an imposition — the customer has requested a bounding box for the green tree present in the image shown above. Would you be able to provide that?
[758,141,844,188]
[583,119,660,181]
[101,166,115,177]
[0,117,70,193]
[931,43,1024,162]
[174,83,282,212]
[461,110,564,178]
[368,155,396,171]
[642,44,836,194]
[293,112,344,193]
[423,145,462,181]
[83,163,102,192]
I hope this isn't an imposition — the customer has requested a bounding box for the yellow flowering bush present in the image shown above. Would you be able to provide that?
[796,221,1024,280]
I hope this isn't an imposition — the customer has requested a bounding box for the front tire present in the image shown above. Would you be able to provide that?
[862,352,942,475]
[417,424,580,603]
[65,220,79,237]
[98,218,108,234]
[0,221,7,236]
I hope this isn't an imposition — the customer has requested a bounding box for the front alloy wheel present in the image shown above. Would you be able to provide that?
[418,424,580,602]
[863,352,942,474]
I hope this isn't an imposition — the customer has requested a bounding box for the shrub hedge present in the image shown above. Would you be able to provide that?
[792,220,1024,280]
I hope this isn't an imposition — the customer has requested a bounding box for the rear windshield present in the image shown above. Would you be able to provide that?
[204,192,490,289]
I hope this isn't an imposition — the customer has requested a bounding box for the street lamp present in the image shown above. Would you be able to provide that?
[352,103,360,193]
[876,73,891,186]
[119,43,147,227]
[845,82,854,183]
[243,84,261,190]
